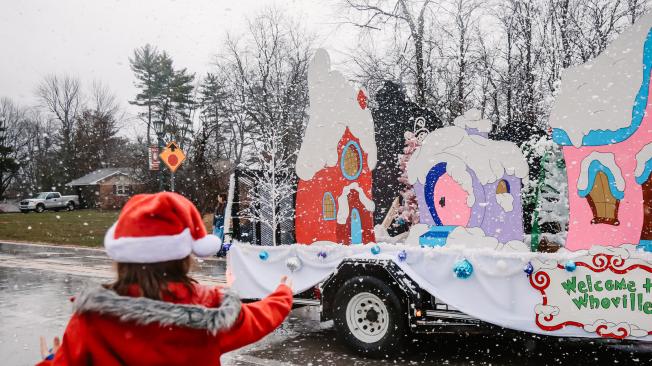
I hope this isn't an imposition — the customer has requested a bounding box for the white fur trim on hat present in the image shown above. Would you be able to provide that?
[104,224,205,263]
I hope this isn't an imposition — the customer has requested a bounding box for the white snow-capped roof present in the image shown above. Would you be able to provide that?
[635,142,652,181]
[406,125,528,206]
[296,49,377,181]
[549,14,652,147]
[577,151,625,194]
[453,108,492,133]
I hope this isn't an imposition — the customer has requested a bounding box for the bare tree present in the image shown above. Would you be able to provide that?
[218,8,312,164]
[342,0,437,107]
[36,75,82,181]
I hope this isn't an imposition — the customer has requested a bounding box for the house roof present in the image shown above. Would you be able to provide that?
[549,15,652,147]
[66,168,139,187]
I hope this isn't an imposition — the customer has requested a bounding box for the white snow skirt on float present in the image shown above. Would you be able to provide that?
[228,242,652,341]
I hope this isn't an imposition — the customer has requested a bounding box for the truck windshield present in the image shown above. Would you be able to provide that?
[34,193,49,199]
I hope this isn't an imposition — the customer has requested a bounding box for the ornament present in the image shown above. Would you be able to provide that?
[259,250,269,261]
[453,259,474,279]
[222,243,232,252]
[564,260,577,272]
[524,262,534,276]
[397,250,407,262]
[317,251,328,259]
[371,245,381,255]
[285,256,302,272]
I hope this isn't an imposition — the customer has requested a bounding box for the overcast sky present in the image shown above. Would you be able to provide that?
[0,0,356,133]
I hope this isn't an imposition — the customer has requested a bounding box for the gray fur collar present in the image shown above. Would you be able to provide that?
[74,287,242,335]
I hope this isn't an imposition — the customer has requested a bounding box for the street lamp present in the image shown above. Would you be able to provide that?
[153,120,165,191]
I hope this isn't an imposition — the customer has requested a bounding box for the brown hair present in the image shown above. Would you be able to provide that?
[107,256,197,300]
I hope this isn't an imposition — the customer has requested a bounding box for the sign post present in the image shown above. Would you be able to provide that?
[159,141,186,192]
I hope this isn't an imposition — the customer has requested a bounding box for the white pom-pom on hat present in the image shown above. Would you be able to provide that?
[193,235,223,257]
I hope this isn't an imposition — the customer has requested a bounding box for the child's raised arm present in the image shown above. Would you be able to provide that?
[219,277,293,353]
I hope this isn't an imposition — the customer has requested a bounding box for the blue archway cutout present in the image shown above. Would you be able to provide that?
[424,162,448,226]
[636,158,652,184]
[553,28,652,147]
[578,160,625,200]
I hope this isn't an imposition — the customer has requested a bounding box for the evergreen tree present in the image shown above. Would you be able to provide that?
[129,44,163,145]
[0,116,19,199]
[537,143,569,246]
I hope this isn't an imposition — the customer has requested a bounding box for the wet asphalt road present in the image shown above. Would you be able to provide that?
[1,242,651,366]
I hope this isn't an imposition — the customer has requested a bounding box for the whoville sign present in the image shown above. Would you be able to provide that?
[530,245,652,339]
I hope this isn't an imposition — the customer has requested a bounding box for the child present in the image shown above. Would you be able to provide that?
[37,192,293,366]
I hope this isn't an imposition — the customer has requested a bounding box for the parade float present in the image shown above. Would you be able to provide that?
[227,14,652,353]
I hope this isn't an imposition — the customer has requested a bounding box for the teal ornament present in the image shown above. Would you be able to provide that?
[524,262,534,276]
[564,260,577,272]
[397,250,407,262]
[453,259,473,279]
[259,250,269,261]
[371,245,381,255]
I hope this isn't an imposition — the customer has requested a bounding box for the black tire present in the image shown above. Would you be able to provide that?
[35,204,45,213]
[67,202,75,211]
[332,276,407,356]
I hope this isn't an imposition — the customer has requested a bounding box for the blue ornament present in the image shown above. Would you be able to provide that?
[397,250,407,262]
[524,262,534,276]
[453,259,474,279]
[564,260,577,272]
[317,251,327,259]
[371,245,381,255]
[222,243,232,252]
[259,250,269,261]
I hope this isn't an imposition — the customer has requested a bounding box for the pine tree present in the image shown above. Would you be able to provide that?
[537,144,569,246]
[129,44,162,145]
[0,117,19,199]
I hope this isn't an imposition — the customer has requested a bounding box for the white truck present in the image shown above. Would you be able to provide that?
[19,192,79,213]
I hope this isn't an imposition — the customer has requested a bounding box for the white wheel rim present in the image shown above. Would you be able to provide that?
[345,292,389,343]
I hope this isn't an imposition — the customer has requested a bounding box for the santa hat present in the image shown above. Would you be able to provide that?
[104,192,222,263]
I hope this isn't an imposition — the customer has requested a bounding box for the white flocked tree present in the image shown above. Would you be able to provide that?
[241,128,296,246]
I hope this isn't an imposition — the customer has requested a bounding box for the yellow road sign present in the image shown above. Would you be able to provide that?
[159,141,186,173]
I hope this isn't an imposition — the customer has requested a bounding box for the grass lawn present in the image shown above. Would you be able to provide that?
[0,209,215,247]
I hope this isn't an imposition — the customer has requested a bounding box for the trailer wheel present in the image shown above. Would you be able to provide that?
[333,276,407,356]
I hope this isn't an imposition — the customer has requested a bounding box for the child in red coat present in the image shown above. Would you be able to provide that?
[37,192,293,366]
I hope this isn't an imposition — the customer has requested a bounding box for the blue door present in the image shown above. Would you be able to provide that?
[350,208,362,244]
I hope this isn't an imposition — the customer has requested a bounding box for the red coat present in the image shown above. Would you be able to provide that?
[36,282,293,366]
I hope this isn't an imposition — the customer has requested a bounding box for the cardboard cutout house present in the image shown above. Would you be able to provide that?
[295,49,377,245]
[406,109,529,244]
[550,15,652,251]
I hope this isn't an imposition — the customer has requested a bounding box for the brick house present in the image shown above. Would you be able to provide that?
[66,168,142,209]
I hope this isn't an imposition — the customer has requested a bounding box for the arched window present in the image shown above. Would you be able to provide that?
[322,192,336,220]
[496,179,510,194]
[340,141,362,180]
[587,171,620,225]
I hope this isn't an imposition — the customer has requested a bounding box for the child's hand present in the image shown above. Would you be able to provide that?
[280,275,293,290]
[39,336,60,360]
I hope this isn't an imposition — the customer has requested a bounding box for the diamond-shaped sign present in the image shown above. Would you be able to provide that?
[159,141,186,173]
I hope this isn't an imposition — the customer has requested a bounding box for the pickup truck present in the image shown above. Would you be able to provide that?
[19,192,80,213]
